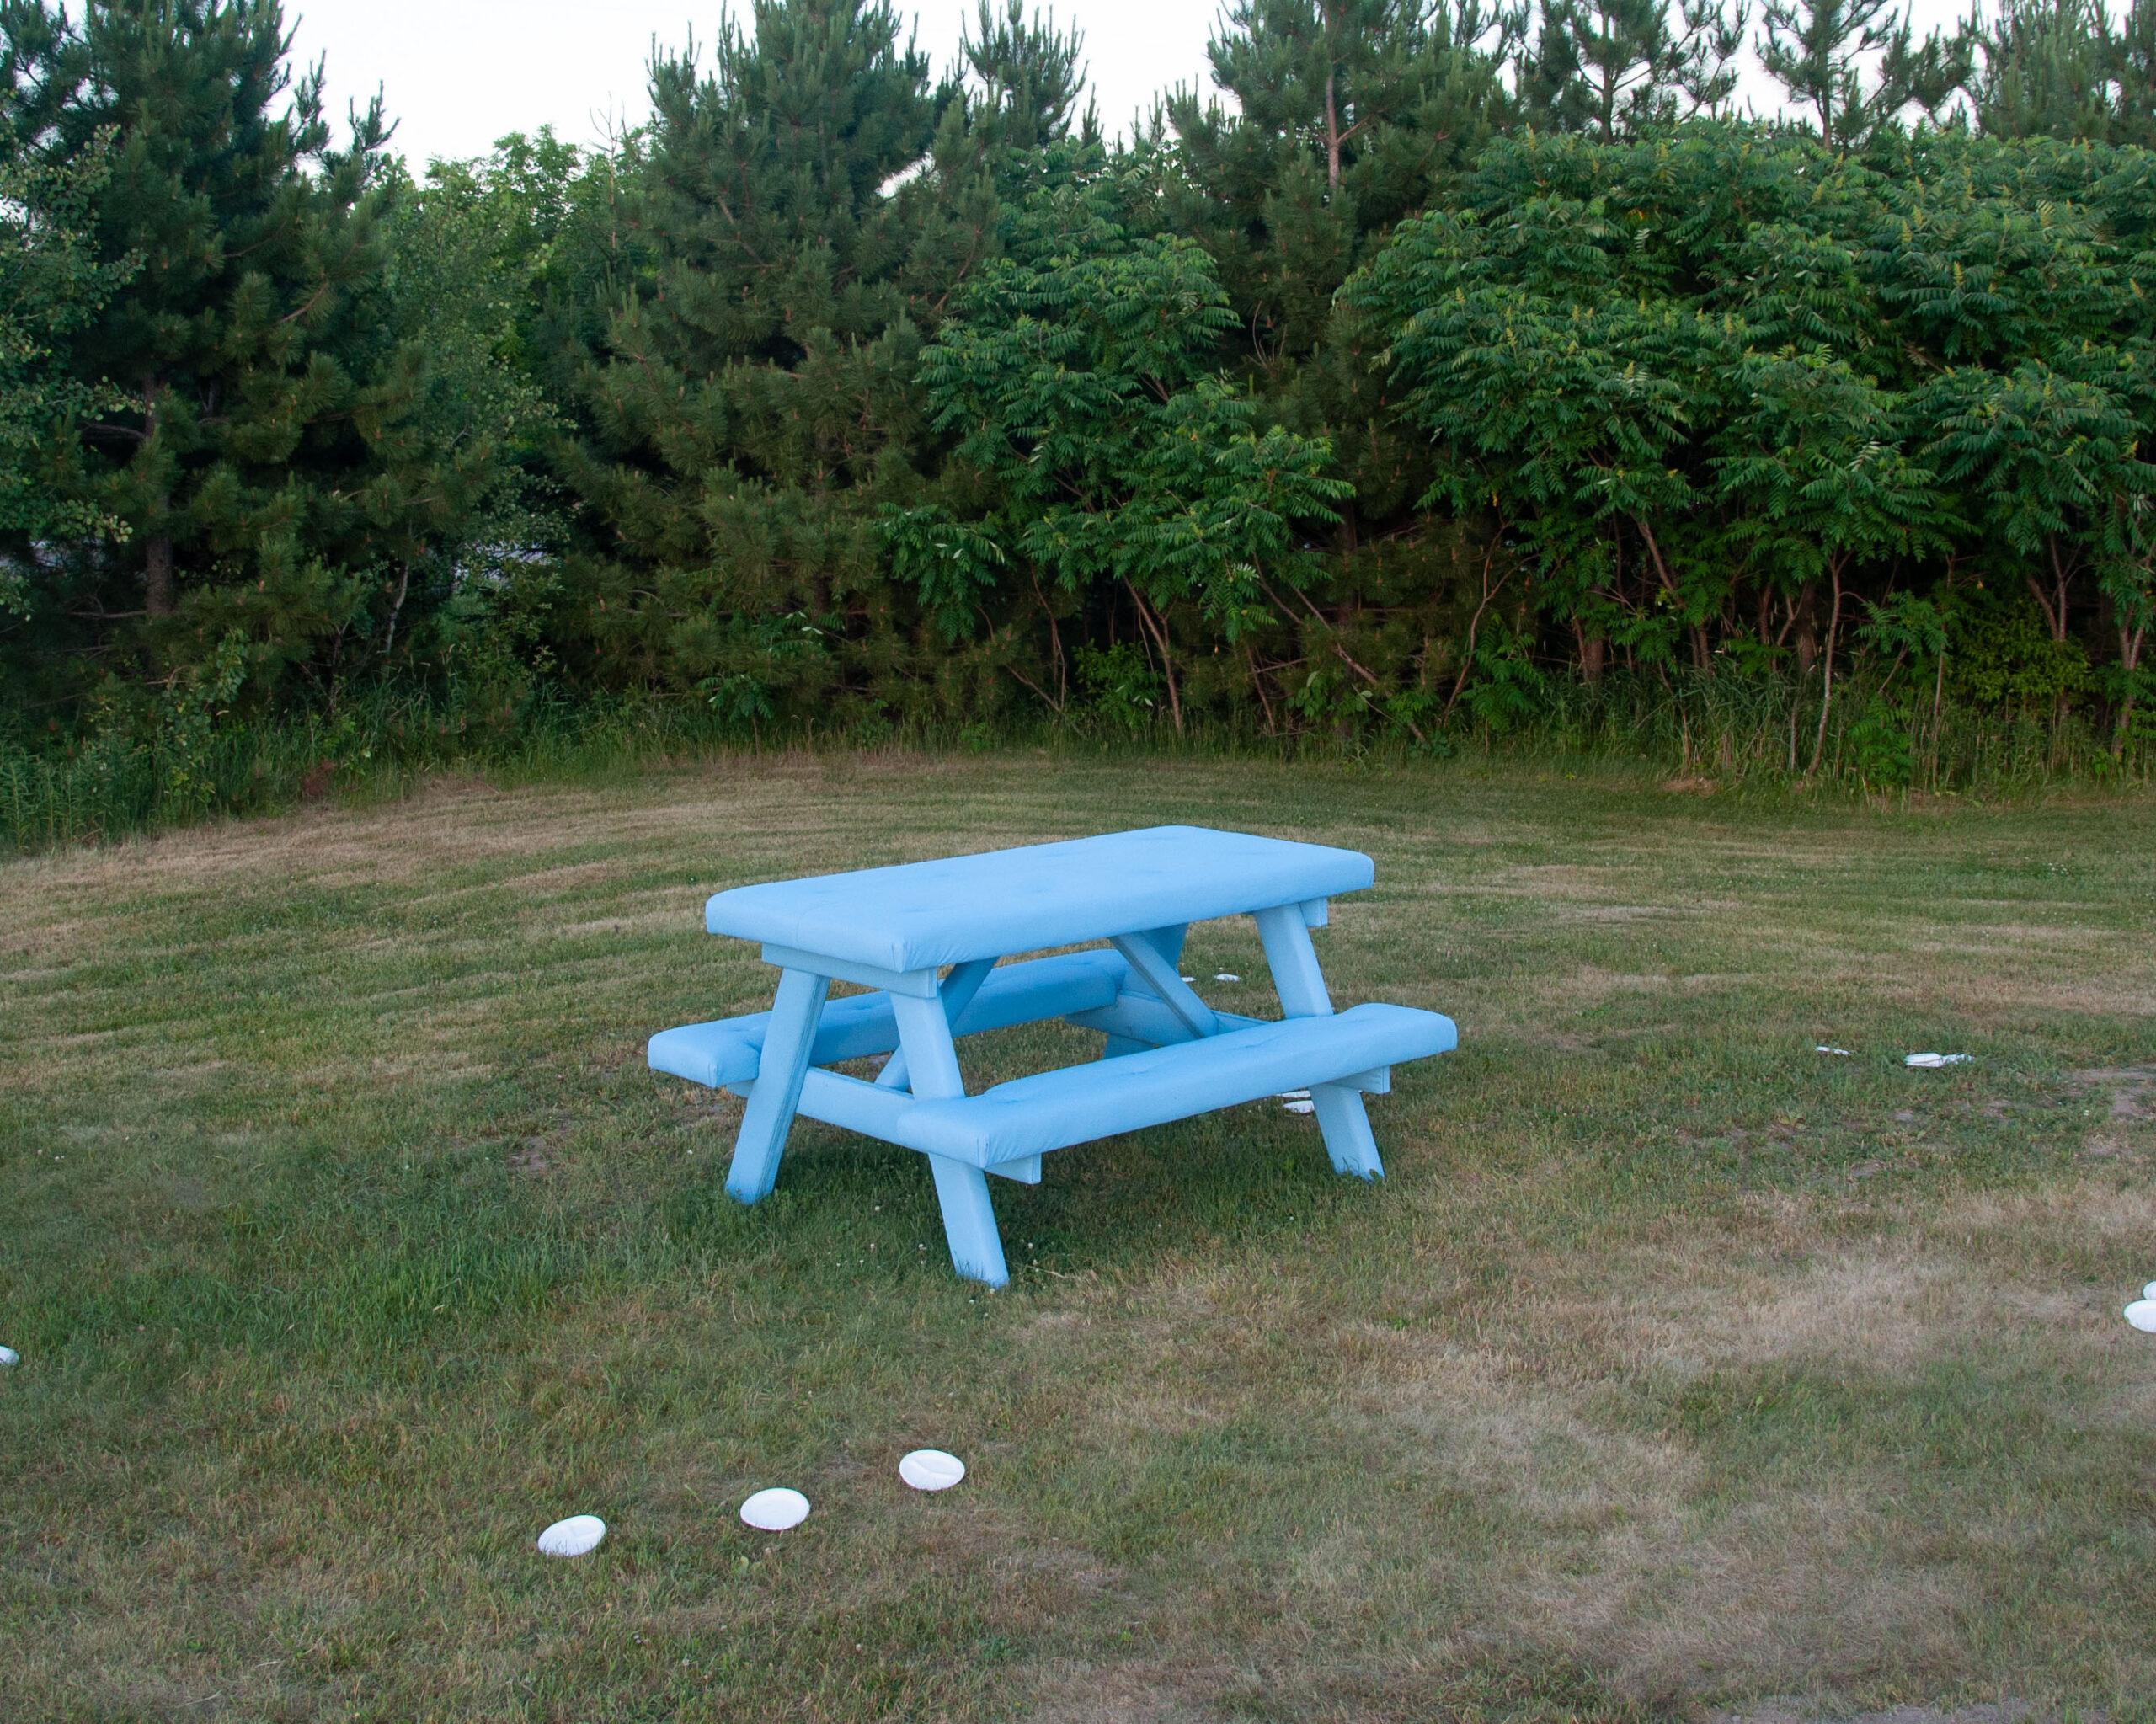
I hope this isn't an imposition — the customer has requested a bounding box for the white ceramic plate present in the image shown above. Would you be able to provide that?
[899,1449,966,1492]
[536,1514,606,1556]
[2126,1300,2156,1333]
[739,1487,811,1530]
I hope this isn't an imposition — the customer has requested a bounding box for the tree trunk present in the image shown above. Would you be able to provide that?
[1324,69,1342,193]
[1246,641,1277,738]
[1577,622,1605,686]
[2029,540,2072,642]
[1443,542,1511,722]
[1807,563,1844,777]
[145,531,175,616]
[141,378,173,617]
[382,560,413,663]
[2032,538,2074,734]
[2119,617,2147,758]
[1124,580,1182,735]
[1030,571,1065,710]
[1631,515,1706,670]
[1793,580,1819,676]
[1929,647,1948,786]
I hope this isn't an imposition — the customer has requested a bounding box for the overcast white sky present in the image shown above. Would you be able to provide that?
[287,0,1983,172]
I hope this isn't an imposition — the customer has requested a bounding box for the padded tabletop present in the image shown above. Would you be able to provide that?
[704,825,1374,973]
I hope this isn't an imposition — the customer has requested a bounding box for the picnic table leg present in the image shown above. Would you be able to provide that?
[927,1156,1008,1286]
[891,990,1011,1287]
[1306,1084,1384,1181]
[725,968,830,1204]
[875,958,995,1092]
[1252,905,1385,1182]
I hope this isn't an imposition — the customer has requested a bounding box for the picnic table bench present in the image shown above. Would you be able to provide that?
[648,825,1456,1285]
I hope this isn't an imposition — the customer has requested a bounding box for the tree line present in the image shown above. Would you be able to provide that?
[4,0,2155,792]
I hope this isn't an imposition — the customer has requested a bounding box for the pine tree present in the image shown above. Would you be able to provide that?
[558,0,1087,714]
[1166,0,1517,347]
[1967,0,2119,141]
[1757,0,1971,148]
[958,0,1094,156]
[560,0,941,682]
[2111,0,2156,143]
[1519,0,1748,141]
[0,0,409,697]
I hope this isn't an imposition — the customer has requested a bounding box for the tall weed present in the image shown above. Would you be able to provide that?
[3,665,2144,855]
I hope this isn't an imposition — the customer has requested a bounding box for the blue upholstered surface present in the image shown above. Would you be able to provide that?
[702,825,1374,971]
[892,1003,1457,1165]
[648,947,1132,1087]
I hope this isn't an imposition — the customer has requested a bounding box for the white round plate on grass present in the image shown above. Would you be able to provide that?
[536,1514,606,1557]
[739,1487,810,1530]
[2127,1300,2156,1333]
[899,1449,966,1492]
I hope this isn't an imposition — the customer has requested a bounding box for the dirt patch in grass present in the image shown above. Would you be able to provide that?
[2071,1067,2156,1119]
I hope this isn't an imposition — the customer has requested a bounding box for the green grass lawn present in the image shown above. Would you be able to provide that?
[3,754,2154,1723]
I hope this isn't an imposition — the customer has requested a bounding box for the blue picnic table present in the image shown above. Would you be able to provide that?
[648,825,1455,1285]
